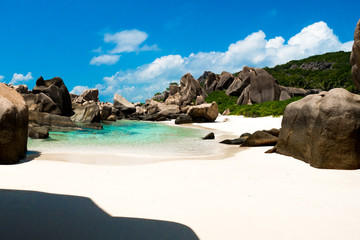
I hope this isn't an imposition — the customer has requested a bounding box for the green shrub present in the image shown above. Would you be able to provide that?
[205,90,302,117]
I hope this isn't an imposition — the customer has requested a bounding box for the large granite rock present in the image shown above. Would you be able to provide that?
[32,76,72,116]
[29,111,79,130]
[215,71,235,91]
[0,83,28,164]
[235,67,280,105]
[226,76,250,96]
[28,125,49,139]
[203,72,219,93]
[180,73,207,105]
[70,102,100,123]
[187,101,218,122]
[168,84,180,95]
[165,92,181,105]
[36,93,62,115]
[241,131,278,147]
[351,19,360,90]
[276,88,360,169]
[248,68,280,104]
[74,89,99,104]
[113,93,136,114]
[197,71,213,85]
[100,103,112,120]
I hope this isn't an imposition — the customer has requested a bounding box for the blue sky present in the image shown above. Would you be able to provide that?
[0,0,359,102]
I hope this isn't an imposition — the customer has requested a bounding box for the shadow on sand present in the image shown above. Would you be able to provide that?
[0,189,199,240]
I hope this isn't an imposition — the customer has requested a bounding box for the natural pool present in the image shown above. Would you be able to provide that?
[28,120,224,158]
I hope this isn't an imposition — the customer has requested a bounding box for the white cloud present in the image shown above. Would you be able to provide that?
[10,72,33,85]
[91,29,158,66]
[104,29,148,54]
[0,75,4,82]
[90,54,120,66]
[71,85,89,95]
[97,21,352,102]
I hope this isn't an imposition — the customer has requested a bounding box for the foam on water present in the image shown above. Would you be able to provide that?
[28,120,223,157]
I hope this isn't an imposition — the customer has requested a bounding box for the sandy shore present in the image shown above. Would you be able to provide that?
[1,116,360,240]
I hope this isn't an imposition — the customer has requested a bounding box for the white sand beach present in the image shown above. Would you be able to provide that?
[1,116,360,240]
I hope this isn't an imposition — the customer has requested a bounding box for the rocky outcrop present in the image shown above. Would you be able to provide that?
[36,93,62,115]
[113,93,136,115]
[174,114,193,124]
[168,85,180,95]
[187,101,218,122]
[195,95,205,105]
[180,73,207,105]
[228,74,251,97]
[28,125,49,139]
[0,83,28,164]
[248,68,280,104]
[74,89,99,104]
[203,72,219,93]
[70,102,100,123]
[197,71,213,85]
[32,76,72,116]
[165,92,181,105]
[241,131,278,147]
[29,111,79,130]
[99,103,113,120]
[276,88,360,169]
[351,19,360,90]
[290,62,333,71]
[215,71,235,91]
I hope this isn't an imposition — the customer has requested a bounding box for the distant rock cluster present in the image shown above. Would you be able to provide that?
[290,62,333,71]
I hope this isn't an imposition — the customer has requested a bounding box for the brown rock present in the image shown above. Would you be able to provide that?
[113,93,136,114]
[203,72,219,93]
[29,126,49,139]
[180,73,207,105]
[70,102,100,123]
[32,76,72,116]
[29,111,79,130]
[0,83,28,164]
[215,71,235,91]
[107,115,116,121]
[241,131,278,147]
[187,101,218,122]
[276,88,360,169]
[248,68,280,104]
[195,95,206,105]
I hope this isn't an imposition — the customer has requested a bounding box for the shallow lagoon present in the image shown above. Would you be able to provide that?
[28,120,224,158]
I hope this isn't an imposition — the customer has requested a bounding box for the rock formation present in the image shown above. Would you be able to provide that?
[70,102,100,123]
[203,72,219,93]
[197,71,213,85]
[215,71,235,91]
[113,93,136,115]
[351,19,360,90]
[276,88,360,169]
[29,111,79,130]
[74,89,99,104]
[186,101,218,122]
[180,73,207,105]
[0,83,28,164]
[32,76,73,116]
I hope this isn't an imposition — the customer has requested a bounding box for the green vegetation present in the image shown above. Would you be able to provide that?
[263,51,357,93]
[154,92,162,96]
[205,90,302,117]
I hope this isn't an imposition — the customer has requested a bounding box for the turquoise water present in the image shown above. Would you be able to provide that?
[28,120,220,157]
